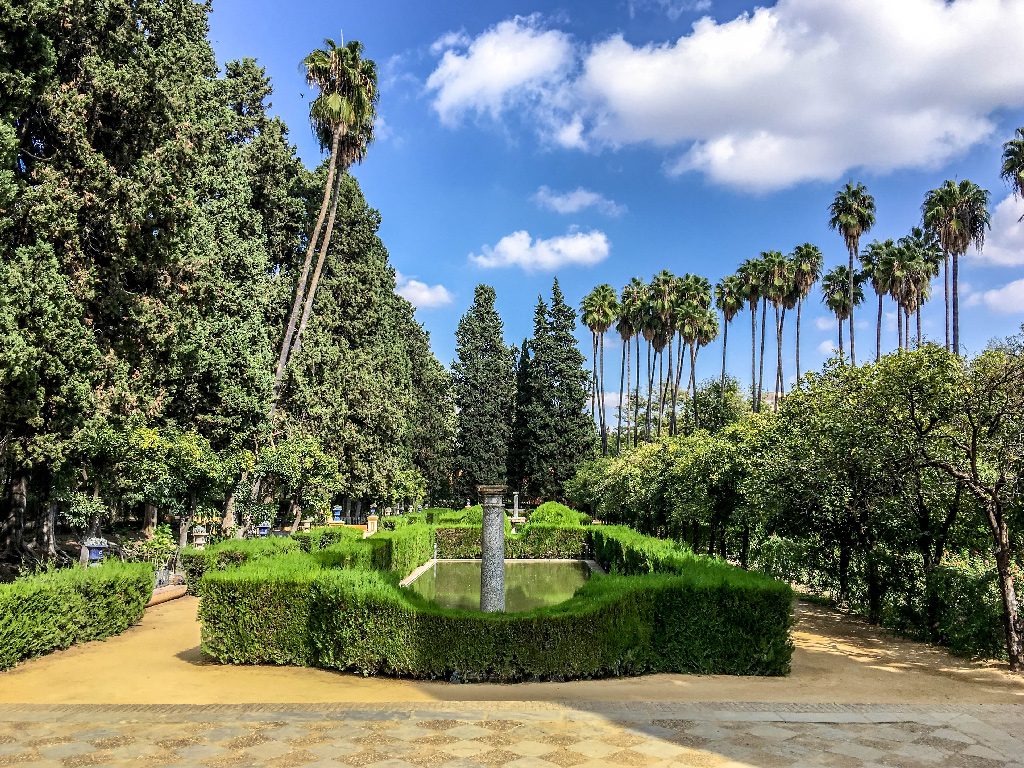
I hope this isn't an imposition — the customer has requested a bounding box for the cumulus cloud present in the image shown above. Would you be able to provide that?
[972,193,1024,266]
[533,186,626,216]
[426,15,573,126]
[430,30,471,55]
[813,316,834,331]
[628,0,713,21]
[817,339,836,355]
[469,229,610,271]
[395,272,453,308]
[426,1,1024,190]
[980,279,1024,314]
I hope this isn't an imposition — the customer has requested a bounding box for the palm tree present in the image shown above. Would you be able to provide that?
[860,239,896,361]
[1001,127,1024,214]
[821,266,864,360]
[271,39,378,413]
[627,278,651,446]
[761,251,791,411]
[828,182,876,365]
[753,252,776,411]
[790,243,823,385]
[580,290,600,427]
[689,309,719,429]
[898,227,942,346]
[714,275,744,401]
[923,180,990,356]
[582,284,618,455]
[649,270,676,437]
[736,258,763,409]
[615,282,641,453]
[671,274,711,433]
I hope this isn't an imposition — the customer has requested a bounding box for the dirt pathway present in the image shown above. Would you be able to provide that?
[1,598,1021,705]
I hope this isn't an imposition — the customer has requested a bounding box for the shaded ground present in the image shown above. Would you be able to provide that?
[1,598,1021,705]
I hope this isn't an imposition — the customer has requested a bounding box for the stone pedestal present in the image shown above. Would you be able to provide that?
[478,485,506,613]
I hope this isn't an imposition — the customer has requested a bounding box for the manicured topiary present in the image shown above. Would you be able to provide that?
[528,501,591,526]
[181,537,300,594]
[0,562,154,670]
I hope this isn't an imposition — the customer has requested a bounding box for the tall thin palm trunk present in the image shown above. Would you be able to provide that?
[720,320,728,398]
[916,305,922,347]
[656,350,665,437]
[599,332,607,455]
[897,304,903,351]
[952,253,960,356]
[795,297,803,387]
[590,333,597,423]
[689,343,699,429]
[773,306,782,411]
[670,335,684,436]
[875,293,883,362]
[838,317,845,359]
[848,244,857,365]
[270,126,342,415]
[291,166,345,360]
[756,298,767,412]
[660,338,673,433]
[943,251,950,351]
[645,342,653,441]
[634,336,641,447]
[616,338,627,454]
[777,307,786,404]
[750,306,757,408]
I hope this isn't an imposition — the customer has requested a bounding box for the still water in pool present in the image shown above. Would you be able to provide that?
[406,560,591,612]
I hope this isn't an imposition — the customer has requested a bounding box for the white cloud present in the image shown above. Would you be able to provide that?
[426,15,573,126]
[817,339,836,355]
[426,1,1024,190]
[395,272,453,308]
[430,30,471,55]
[980,279,1024,314]
[469,229,610,271]
[813,316,834,331]
[533,186,626,216]
[972,193,1024,266]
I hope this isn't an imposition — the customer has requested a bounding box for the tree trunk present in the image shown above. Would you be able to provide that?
[795,297,803,387]
[952,252,960,356]
[142,502,158,539]
[916,305,923,347]
[1,472,27,556]
[876,293,883,362]
[645,342,653,441]
[221,487,237,533]
[589,332,597,424]
[750,304,757,407]
[943,250,950,352]
[288,499,302,534]
[178,494,196,550]
[671,338,687,436]
[656,349,665,437]
[987,501,1023,672]
[720,318,728,396]
[848,244,857,365]
[838,541,851,605]
[866,551,883,625]
[897,303,904,351]
[599,331,608,455]
[838,318,844,360]
[270,125,343,416]
[775,305,785,408]
[757,298,767,411]
[616,338,627,454]
[290,164,346,361]
[41,501,57,560]
[690,343,699,429]
[634,336,641,447]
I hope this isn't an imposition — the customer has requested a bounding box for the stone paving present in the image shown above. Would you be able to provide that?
[0,702,1021,768]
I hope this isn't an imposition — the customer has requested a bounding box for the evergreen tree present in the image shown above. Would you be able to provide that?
[451,286,515,500]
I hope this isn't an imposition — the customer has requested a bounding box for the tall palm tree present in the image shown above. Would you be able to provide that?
[821,266,864,360]
[689,309,720,429]
[898,227,942,347]
[1001,127,1024,214]
[790,243,823,385]
[754,252,778,411]
[761,251,791,411]
[736,258,763,409]
[271,39,378,413]
[580,290,601,427]
[584,284,618,455]
[923,180,990,356]
[615,281,641,454]
[627,278,651,447]
[649,270,676,436]
[672,274,711,430]
[860,239,896,361]
[714,275,744,400]
[828,182,876,366]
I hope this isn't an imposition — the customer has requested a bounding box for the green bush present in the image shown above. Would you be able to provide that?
[0,562,154,670]
[507,525,590,559]
[200,550,793,679]
[292,525,363,553]
[181,537,300,594]
[528,501,591,526]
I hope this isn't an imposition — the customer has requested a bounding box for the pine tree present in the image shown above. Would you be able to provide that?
[451,285,515,500]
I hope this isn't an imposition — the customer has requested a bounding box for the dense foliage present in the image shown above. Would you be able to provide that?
[570,340,1024,669]
[0,562,153,670]
[197,521,792,680]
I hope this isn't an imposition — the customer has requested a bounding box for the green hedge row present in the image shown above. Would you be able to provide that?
[0,562,154,670]
[181,538,300,595]
[435,525,590,560]
[528,501,591,526]
[199,549,792,679]
[292,526,364,552]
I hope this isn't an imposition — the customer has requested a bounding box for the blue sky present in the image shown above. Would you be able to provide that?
[208,0,1024,389]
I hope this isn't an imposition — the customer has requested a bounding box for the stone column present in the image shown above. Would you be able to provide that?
[478,485,506,612]
[513,492,520,516]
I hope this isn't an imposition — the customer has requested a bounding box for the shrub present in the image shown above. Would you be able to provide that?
[292,525,363,553]
[528,501,591,527]
[0,562,153,670]
[200,551,793,679]
[181,537,300,594]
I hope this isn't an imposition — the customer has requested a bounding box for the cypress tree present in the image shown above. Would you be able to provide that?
[451,285,514,500]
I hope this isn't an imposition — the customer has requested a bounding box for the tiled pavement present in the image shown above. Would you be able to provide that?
[0,702,1020,768]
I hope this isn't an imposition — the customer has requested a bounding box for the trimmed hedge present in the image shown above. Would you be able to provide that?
[529,501,591,526]
[199,524,793,680]
[436,524,590,560]
[181,537,300,595]
[292,525,364,553]
[0,562,154,670]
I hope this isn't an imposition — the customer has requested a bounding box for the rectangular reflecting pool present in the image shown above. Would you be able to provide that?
[406,560,592,612]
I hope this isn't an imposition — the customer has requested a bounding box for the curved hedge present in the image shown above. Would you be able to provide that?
[0,562,154,670]
[198,523,793,680]
[181,537,300,595]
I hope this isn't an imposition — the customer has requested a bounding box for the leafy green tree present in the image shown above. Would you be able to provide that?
[452,285,514,500]
[829,182,876,365]
[922,180,990,356]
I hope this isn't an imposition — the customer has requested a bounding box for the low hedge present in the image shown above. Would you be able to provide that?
[292,525,364,553]
[200,550,793,679]
[0,562,153,670]
[528,501,591,526]
[436,525,590,560]
[181,537,300,595]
